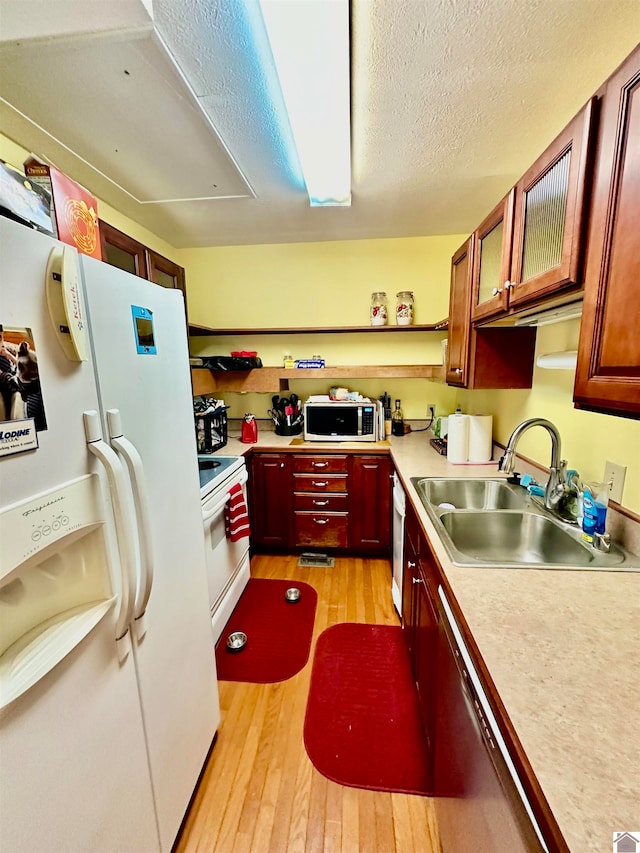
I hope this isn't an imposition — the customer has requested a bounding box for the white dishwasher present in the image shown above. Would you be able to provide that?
[198,455,251,643]
[392,472,406,616]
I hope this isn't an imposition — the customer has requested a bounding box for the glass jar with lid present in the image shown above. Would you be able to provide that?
[370,292,388,326]
[396,291,414,325]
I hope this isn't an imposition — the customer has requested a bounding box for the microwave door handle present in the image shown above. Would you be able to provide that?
[106,409,154,633]
[83,411,136,652]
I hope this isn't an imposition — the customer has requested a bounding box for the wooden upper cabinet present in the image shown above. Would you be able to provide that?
[574,46,640,417]
[471,190,515,322]
[446,236,474,386]
[508,98,595,309]
[471,100,595,324]
[100,220,148,278]
[146,249,186,295]
[447,234,536,389]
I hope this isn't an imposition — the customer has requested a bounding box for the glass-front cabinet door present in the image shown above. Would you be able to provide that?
[99,221,148,278]
[471,191,514,323]
[508,98,595,308]
[446,236,474,387]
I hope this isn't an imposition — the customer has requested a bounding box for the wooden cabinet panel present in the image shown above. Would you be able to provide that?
[401,501,438,783]
[293,493,348,512]
[99,220,148,278]
[509,99,594,309]
[574,46,640,417]
[448,238,537,389]
[292,455,349,473]
[292,473,348,493]
[446,237,474,386]
[248,453,292,549]
[349,455,392,553]
[471,191,515,323]
[294,513,348,548]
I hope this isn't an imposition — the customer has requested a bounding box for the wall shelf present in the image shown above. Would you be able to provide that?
[191,364,445,395]
[189,322,448,337]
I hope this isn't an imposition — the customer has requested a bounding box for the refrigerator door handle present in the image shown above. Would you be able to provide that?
[106,409,154,627]
[83,410,137,645]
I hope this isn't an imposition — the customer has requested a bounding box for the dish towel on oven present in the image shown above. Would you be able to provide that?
[224,482,251,541]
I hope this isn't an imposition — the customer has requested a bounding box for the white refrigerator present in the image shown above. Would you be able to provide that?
[0,217,220,852]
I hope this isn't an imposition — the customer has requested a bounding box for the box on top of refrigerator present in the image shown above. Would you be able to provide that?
[24,155,102,260]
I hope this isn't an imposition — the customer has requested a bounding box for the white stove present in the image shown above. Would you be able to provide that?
[197,454,250,642]
[198,454,245,500]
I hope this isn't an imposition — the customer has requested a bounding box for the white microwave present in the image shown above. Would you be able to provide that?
[303,398,382,442]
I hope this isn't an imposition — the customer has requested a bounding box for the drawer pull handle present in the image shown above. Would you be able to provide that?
[312,461,329,468]
[312,480,328,487]
[313,518,329,525]
[313,499,329,506]
[412,576,424,585]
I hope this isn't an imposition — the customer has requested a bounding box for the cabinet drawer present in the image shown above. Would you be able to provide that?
[294,493,349,512]
[292,473,348,493]
[293,455,348,474]
[294,512,349,548]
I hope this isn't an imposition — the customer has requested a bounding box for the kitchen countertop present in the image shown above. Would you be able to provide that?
[224,430,640,852]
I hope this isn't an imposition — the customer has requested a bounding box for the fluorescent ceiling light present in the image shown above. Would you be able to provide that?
[258,0,351,207]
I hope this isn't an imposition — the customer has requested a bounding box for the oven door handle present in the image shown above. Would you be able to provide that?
[202,471,248,522]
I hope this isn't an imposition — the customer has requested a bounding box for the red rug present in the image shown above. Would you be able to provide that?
[303,623,431,795]
[215,578,317,683]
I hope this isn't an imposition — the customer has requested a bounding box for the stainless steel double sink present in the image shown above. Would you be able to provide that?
[411,477,640,571]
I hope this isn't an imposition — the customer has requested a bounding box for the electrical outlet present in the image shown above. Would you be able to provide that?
[427,403,436,420]
[603,461,626,504]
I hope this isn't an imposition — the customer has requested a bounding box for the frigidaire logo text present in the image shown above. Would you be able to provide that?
[23,496,65,517]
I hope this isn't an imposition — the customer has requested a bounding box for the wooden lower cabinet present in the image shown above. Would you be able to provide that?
[248,453,292,549]
[349,455,392,552]
[249,451,391,554]
[401,501,439,780]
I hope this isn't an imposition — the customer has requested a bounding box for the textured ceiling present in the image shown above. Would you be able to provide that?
[0,0,638,248]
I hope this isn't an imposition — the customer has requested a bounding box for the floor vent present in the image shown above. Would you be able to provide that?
[297,553,335,568]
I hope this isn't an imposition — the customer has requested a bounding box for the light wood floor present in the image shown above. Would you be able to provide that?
[175,554,441,853]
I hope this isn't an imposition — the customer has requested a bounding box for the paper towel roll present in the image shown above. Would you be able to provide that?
[446,413,469,464]
[468,414,493,463]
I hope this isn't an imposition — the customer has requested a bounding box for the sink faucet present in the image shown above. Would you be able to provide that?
[498,418,569,515]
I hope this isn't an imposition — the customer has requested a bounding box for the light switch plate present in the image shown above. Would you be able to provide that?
[603,461,626,504]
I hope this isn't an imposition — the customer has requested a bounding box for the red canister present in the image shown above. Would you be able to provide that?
[241,413,258,443]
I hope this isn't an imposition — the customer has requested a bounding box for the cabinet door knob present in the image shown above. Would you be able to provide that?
[491,287,502,296]
[280,462,285,468]
[504,280,513,289]
[454,367,463,374]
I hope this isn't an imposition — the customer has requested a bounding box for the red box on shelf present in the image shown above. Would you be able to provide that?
[24,156,102,260]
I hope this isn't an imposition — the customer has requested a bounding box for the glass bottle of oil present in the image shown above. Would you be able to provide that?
[391,399,404,436]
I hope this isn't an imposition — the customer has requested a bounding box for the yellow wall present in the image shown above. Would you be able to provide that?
[182,235,465,420]
[459,320,640,513]
[179,235,465,328]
